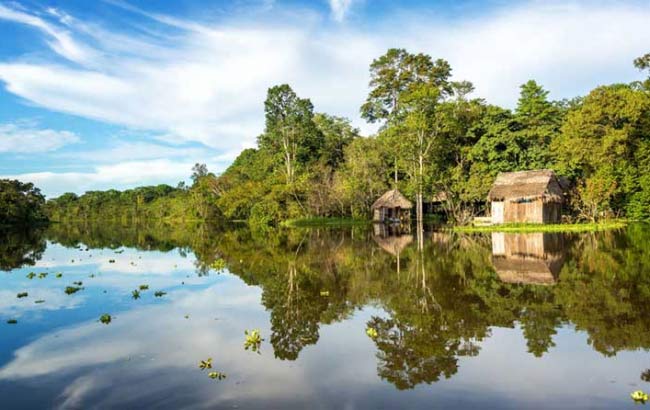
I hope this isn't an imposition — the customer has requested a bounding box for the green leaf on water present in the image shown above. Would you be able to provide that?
[55,273,63,278]
[65,286,82,295]
[131,290,140,299]
[38,272,48,279]
[26,272,36,279]
[100,314,112,324]
[154,291,167,297]
[244,329,264,353]
[139,284,149,290]
[208,371,226,380]
[17,292,28,298]
[199,357,212,370]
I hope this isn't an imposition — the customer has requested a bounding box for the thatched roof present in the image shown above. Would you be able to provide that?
[487,169,564,203]
[492,257,557,285]
[372,189,413,210]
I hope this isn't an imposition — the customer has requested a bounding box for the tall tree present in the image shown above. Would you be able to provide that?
[361,48,452,125]
[259,84,322,185]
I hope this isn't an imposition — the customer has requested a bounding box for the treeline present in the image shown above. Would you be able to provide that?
[43,49,650,225]
[45,164,221,222]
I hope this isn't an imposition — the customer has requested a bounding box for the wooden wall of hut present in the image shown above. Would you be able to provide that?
[500,201,562,224]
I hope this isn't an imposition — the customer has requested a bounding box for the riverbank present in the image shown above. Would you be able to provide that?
[453,220,627,233]
[281,217,371,227]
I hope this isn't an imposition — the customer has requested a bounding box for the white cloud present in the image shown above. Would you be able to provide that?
[0,0,648,156]
[329,0,354,22]
[1,159,202,197]
[0,122,79,153]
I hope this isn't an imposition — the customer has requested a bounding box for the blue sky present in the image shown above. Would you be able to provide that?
[0,0,649,198]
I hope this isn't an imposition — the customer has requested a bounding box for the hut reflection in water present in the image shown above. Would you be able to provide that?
[491,232,566,285]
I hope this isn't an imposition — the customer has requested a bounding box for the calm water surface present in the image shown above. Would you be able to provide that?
[1,222,650,409]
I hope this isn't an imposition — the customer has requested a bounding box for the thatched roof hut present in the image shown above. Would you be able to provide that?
[488,170,563,203]
[372,189,413,210]
[487,170,564,224]
[372,189,412,222]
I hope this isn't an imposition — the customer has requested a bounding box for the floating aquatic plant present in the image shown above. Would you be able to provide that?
[7,319,17,324]
[26,272,36,279]
[34,300,45,304]
[65,286,82,295]
[56,273,63,278]
[208,371,226,380]
[642,369,650,383]
[132,290,141,299]
[89,274,95,278]
[199,358,213,370]
[211,258,227,272]
[38,272,48,279]
[108,259,116,263]
[115,250,124,254]
[73,281,83,286]
[366,327,379,339]
[139,284,149,290]
[632,390,649,403]
[100,314,112,324]
[154,291,167,297]
[244,329,264,353]
[17,292,28,298]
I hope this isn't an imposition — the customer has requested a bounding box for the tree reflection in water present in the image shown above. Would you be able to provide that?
[4,221,650,390]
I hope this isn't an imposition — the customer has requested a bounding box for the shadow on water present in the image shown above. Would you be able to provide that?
[1,220,650,407]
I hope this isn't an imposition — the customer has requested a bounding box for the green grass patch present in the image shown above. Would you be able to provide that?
[281,217,371,228]
[453,220,627,233]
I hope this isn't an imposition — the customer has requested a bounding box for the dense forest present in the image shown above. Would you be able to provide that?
[27,50,650,225]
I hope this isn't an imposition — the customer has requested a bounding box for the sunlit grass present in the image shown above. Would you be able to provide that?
[453,220,627,233]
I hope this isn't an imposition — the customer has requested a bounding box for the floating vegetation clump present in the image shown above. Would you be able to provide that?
[211,258,226,273]
[139,284,149,290]
[34,300,45,304]
[108,259,116,263]
[7,319,17,324]
[244,329,264,353]
[114,250,124,254]
[154,291,167,297]
[632,390,649,403]
[17,292,28,298]
[131,290,141,299]
[100,314,112,324]
[38,272,48,279]
[26,272,36,279]
[199,358,213,370]
[73,281,83,286]
[65,286,82,295]
[55,273,63,278]
[89,274,95,278]
[642,369,650,383]
[366,327,378,339]
[208,372,226,380]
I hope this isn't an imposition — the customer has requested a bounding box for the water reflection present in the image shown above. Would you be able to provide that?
[491,232,566,285]
[1,222,650,408]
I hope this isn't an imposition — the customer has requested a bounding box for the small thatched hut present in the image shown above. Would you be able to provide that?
[491,232,565,285]
[487,170,563,224]
[371,189,413,223]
